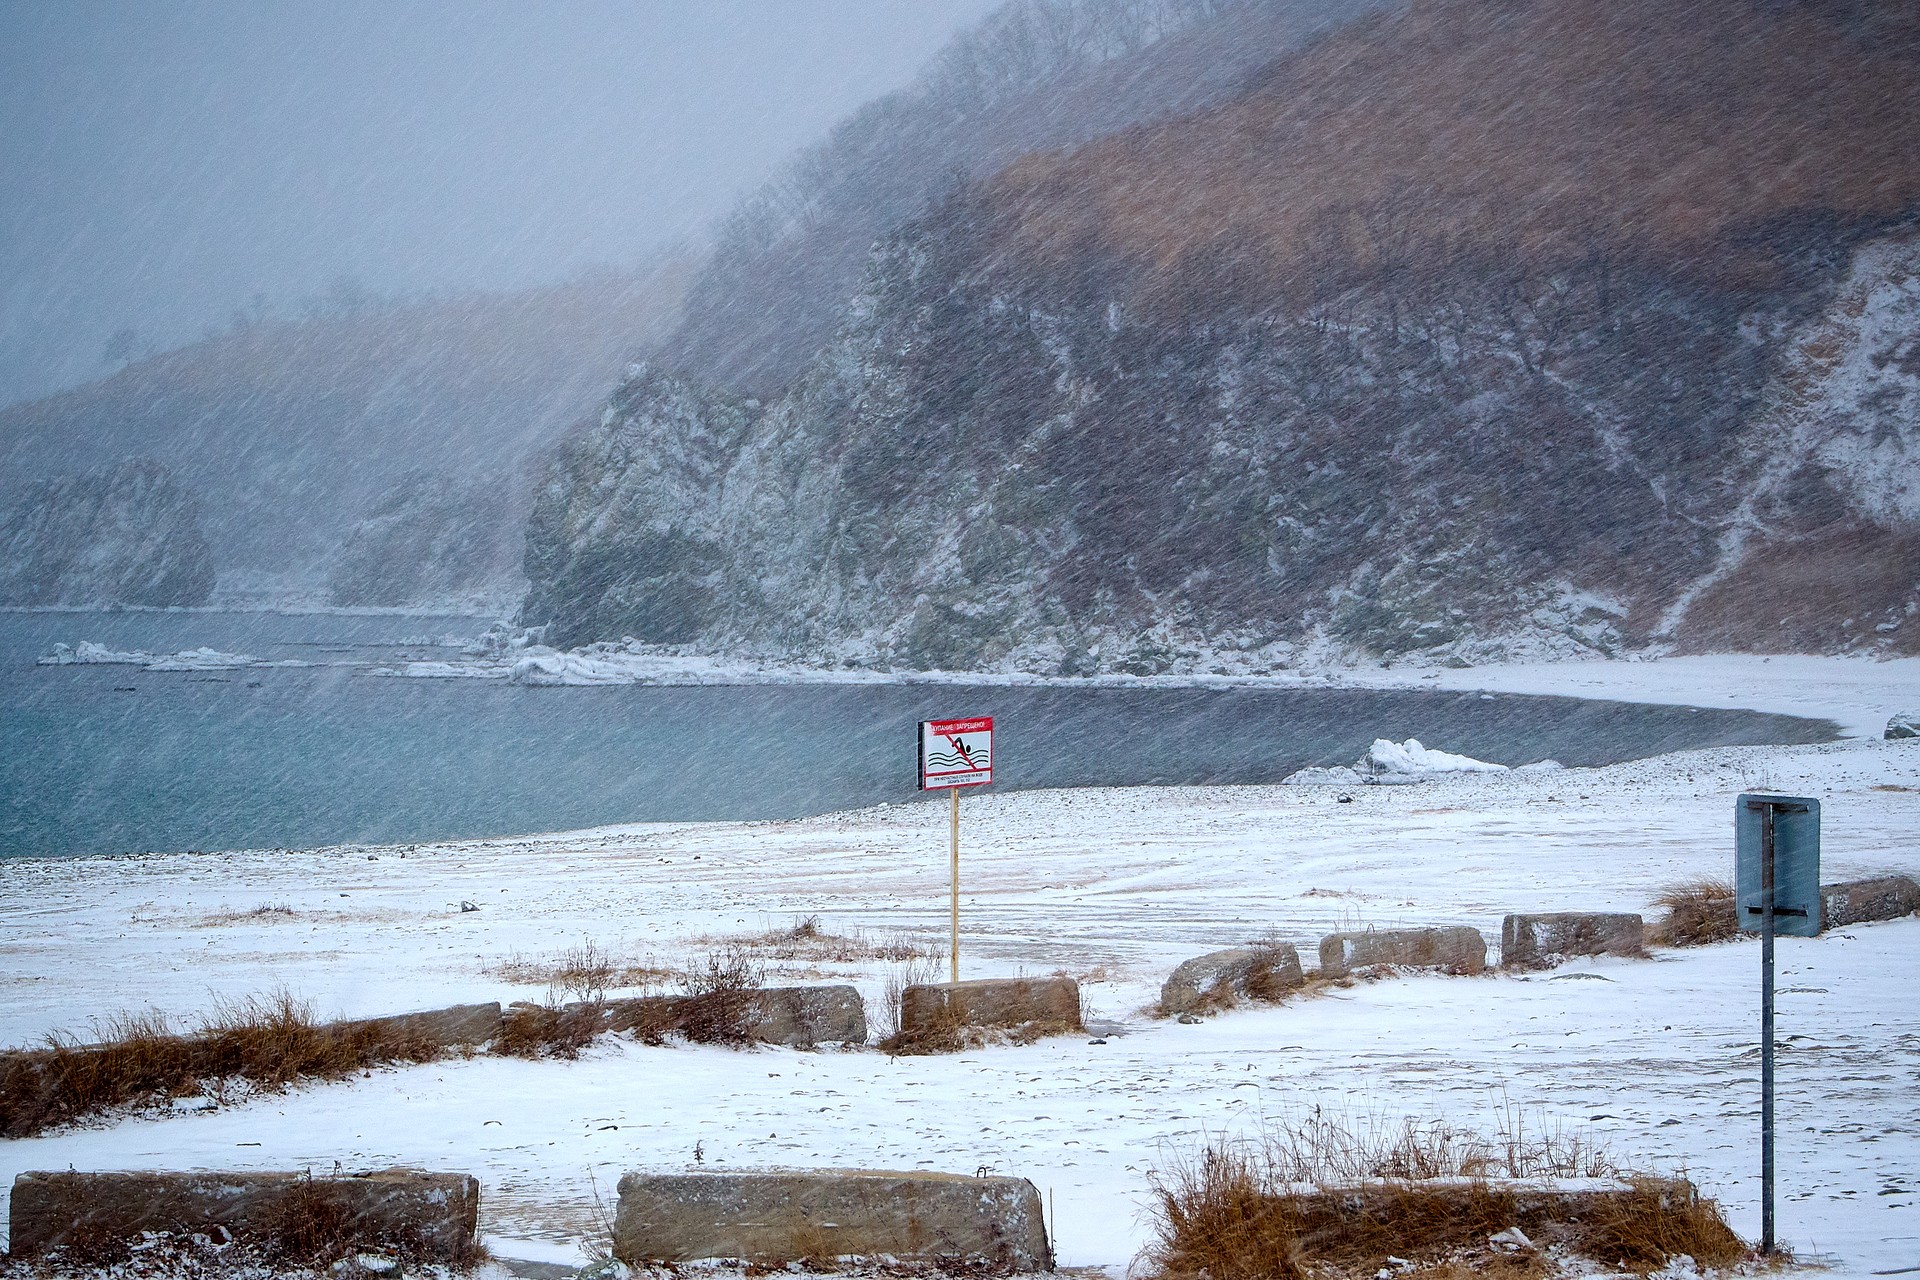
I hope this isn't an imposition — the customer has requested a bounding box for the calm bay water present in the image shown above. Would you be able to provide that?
[0,611,1838,860]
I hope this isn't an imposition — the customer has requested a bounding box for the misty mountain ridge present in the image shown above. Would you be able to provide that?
[1,0,1386,616]
[523,0,1920,670]
[0,259,689,610]
[7,0,1914,672]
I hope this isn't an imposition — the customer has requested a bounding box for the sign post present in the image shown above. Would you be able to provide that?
[919,716,994,983]
[1735,792,1820,1255]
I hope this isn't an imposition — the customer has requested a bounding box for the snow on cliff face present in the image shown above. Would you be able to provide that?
[1658,233,1920,656]
[0,458,214,607]
[324,469,523,610]
[1770,234,1920,526]
[521,364,757,648]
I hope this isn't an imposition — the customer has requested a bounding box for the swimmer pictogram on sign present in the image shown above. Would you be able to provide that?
[917,717,993,790]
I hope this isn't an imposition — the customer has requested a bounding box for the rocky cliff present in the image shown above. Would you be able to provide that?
[324,470,526,609]
[525,0,1920,669]
[0,459,215,607]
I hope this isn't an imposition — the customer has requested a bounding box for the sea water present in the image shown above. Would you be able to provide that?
[0,611,1837,859]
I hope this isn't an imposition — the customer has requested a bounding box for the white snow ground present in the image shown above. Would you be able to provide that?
[1,660,1917,1276]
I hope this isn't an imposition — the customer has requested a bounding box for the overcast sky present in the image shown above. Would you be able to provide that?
[0,0,1004,407]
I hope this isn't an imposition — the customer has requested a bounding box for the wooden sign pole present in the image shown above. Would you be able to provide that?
[950,785,961,983]
[920,716,991,987]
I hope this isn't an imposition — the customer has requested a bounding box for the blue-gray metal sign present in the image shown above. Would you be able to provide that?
[1736,793,1821,937]
[1736,791,1822,1256]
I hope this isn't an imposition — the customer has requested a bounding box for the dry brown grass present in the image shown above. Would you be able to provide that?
[595,943,776,1048]
[1158,942,1309,1019]
[1145,1117,1745,1280]
[493,999,605,1060]
[880,993,1083,1056]
[0,992,447,1139]
[1254,1109,1618,1185]
[1650,879,1739,947]
[994,0,1920,311]
[671,943,766,1047]
[489,938,676,1000]
[4,936,796,1135]
[695,915,942,971]
[880,949,949,1041]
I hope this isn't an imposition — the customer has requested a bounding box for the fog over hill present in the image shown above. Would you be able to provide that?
[0,261,688,608]
[7,0,1913,654]
[526,0,1920,668]
[0,1,1004,610]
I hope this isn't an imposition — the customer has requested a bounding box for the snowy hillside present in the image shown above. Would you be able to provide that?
[0,459,213,607]
[522,0,1920,670]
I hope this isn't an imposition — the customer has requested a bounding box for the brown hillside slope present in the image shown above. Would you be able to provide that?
[992,0,1920,305]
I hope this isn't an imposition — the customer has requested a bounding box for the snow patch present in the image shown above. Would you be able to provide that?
[1366,737,1508,777]
[1287,737,1513,784]
[38,641,263,671]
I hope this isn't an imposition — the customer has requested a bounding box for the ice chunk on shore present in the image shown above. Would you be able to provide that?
[38,641,259,670]
[1366,737,1508,777]
[509,647,646,686]
[1284,737,1511,785]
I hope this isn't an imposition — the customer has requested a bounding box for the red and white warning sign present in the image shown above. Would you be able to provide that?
[918,716,993,790]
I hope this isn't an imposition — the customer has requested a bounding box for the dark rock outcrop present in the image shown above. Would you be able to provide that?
[0,459,214,606]
[325,470,521,607]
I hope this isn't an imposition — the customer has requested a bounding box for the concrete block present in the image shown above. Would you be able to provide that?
[1820,875,1920,929]
[1500,913,1646,970]
[600,986,866,1047]
[1318,926,1486,977]
[7,1168,479,1262]
[900,977,1081,1038]
[1160,945,1305,1013]
[331,1002,503,1047]
[745,986,866,1046]
[612,1170,1050,1271]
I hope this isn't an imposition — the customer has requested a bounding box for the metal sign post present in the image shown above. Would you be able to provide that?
[919,716,994,984]
[950,786,960,984]
[1735,792,1820,1255]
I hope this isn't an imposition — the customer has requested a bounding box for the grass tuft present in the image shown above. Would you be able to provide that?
[672,943,765,1047]
[490,939,675,999]
[1144,1117,1746,1280]
[693,917,942,974]
[0,992,443,1139]
[881,950,949,1042]
[1650,878,1738,947]
[494,999,605,1060]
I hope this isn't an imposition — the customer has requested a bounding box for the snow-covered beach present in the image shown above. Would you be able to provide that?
[2,657,1916,1275]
